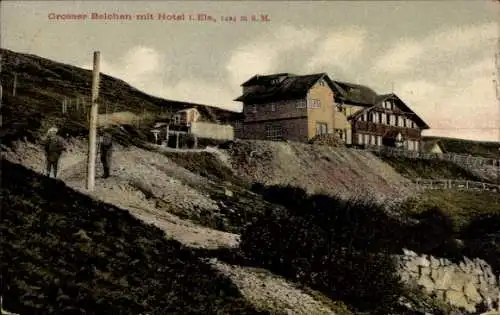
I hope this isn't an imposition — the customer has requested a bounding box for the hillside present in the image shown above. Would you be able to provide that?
[0,48,240,146]
[2,48,500,314]
[423,136,500,159]
[0,158,267,315]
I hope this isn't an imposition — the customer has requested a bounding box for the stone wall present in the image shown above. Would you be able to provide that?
[397,249,500,313]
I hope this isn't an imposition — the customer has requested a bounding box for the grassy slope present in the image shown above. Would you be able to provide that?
[423,136,500,159]
[0,48,238,146]
[401,190,500,231]
[378,156,485,181]
[0,158,268,315]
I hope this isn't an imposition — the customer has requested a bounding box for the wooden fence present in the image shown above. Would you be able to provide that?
[412,178,500,192]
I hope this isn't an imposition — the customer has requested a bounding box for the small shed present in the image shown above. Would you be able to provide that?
[423,139,445,154]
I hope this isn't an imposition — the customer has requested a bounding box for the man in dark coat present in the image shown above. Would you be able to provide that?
[44,127,65,178]
[99,130,113,178]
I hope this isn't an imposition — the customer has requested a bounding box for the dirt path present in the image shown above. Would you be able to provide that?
[209,259,338,315]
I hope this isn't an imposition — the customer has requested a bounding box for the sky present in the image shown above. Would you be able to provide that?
[2,0,500,142]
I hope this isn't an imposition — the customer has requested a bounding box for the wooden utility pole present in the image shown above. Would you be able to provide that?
[12,58,19,96]
[12,73,17,96]
[86,51,101,191]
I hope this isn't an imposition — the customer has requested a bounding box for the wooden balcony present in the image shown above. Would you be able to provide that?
[354,121,421,139]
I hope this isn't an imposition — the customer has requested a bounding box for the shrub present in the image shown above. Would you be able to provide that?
[461,213,500,276]
[407,207,456,255]
[240,185,405,313]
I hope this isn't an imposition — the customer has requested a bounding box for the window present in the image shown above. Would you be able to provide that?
[371,135,376,145]
[411,121,415,128]
[271,103,276,112]
[296,99,306,109]
[335,128,344,140]
[358,133,363,145]
[364,134,370,145]
[308,99,321,108]
[316,122,328,135]
[386,113,390,125]
[395,116,399,127]
[318,80,325,87]
[266,125,283,141]
[390,114,396,126]
[378,113,382,124]
[377,136,382,146]
[234,120,242,130]
[403,118,407,128]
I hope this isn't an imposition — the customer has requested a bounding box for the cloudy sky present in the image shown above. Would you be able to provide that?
[2,0,499,141]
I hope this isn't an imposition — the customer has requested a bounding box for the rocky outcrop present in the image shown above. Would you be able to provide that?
[398,249,500,313]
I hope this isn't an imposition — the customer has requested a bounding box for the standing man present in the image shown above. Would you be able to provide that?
[44,126,65,178]
[99,129,113,178]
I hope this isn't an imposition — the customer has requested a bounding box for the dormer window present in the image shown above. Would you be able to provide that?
[318,80,325,87]
[271,79,280,85]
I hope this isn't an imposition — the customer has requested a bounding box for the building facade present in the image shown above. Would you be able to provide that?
[235,73,340,142]
[347,94,429,151]
[235,72,430,151]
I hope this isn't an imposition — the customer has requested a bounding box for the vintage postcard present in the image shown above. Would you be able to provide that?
[1,1,499,314]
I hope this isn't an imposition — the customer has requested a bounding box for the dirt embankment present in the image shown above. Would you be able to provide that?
[223,140,413,203]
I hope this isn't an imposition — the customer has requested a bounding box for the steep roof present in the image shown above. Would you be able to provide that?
[333,81,379,106]
[347,93,430,129]
[234,73,337,104]
[422,139,445,153]
[377,93,430,129]
[241,73,295,87]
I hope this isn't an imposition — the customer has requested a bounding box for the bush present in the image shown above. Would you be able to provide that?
[240,185,405,313]
[461,213,500,276]
[408,207,456,254]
